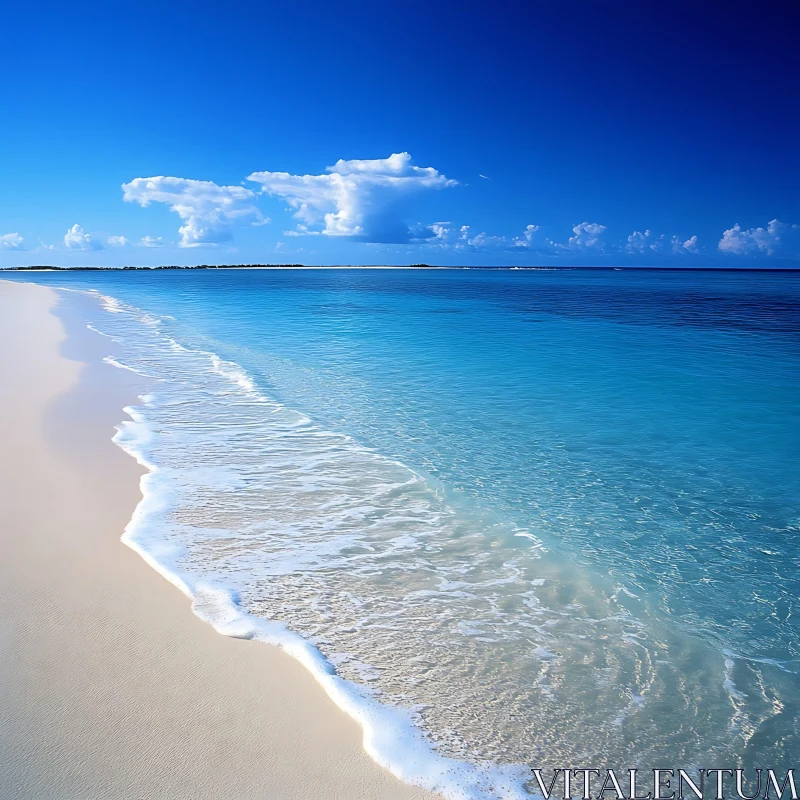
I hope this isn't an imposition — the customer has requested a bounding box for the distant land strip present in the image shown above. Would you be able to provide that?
[2,264,308,270]
[1,265,797,272]
[0,264,442,271]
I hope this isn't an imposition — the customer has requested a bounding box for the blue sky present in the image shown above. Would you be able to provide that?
[1,0,798,268]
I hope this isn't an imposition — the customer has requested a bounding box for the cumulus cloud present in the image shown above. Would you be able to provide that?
[108,235,129,246]
[513,224,540,248]
[443,223,541,252]
[425,221,701,259]
[673,235,698,254]
[718,219,786,255]
[0,232,24,250]
[625,230,698,255]
[122,177,266,247]
[625,229,655,253]
[465,231,507,248]
[430,222,451,240]
[64,224,103,251]
[140,235,164,247]
[565,222,606,250]
[453,225,504,249]
[413,222,452,242]
[247,152,456,243]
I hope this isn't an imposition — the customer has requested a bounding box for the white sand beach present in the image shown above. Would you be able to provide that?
[0,280,437,800]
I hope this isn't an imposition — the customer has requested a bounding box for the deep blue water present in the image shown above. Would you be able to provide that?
[7,268,799,793]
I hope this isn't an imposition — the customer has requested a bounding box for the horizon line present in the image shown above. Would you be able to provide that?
[2,265,799,273]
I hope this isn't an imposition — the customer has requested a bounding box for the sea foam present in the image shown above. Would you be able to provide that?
[113,418,533,799]
[97,291,535,799]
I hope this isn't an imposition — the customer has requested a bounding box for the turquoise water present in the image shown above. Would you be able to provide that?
[8,268,799,794]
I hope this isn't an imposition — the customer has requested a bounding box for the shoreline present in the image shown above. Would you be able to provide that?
[0,280,437,800]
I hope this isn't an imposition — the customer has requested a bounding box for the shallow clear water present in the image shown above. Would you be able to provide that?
[8,268,799,792]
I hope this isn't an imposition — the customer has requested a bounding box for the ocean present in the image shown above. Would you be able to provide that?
[7,268,799,798]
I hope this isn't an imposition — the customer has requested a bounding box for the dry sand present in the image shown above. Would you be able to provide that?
[0,280,437,800]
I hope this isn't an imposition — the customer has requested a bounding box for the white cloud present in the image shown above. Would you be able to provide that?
[0,232,24,250]
[446,223,541,252]
[64,224,103,251]
[466,231,507,248]
[672,234,698,254]
[247,152,456,243]
[122,176,266,247]
[513,224,540,248]
[140,235,164,247]
[625,229,654,253]
[565,222,606,250]
[454,225,504,249]
[627,230,698,255]
[108,235,129,246]
[427,222,451,241]
[423,221,699,259]
[479,174,491,180]
[718,219,785,255]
